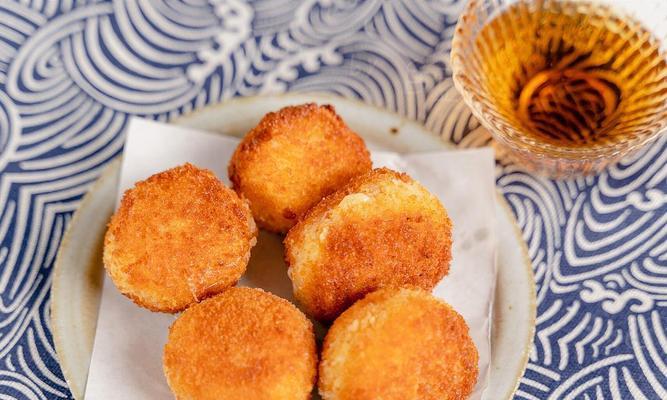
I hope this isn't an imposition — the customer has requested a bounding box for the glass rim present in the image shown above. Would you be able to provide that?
[450,0,667,160]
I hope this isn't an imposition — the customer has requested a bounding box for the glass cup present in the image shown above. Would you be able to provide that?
[451,0,667,179]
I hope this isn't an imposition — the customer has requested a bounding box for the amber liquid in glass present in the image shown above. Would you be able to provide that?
[474,1,667,148]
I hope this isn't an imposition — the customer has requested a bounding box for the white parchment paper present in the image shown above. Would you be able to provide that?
[84,118,497,400]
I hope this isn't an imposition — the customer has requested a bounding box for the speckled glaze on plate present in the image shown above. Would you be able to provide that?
[51,94,535,399]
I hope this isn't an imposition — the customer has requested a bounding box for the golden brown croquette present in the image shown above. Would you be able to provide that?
[163,287,317,400]
[284,168,452,321]
[228,103,372,233]
[103,163,257,313]
[319,287,478,400]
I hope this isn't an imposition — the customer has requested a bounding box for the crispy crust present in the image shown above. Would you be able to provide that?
[284,168,453,321]
[163,287,317,400]
[228,103,371,233]
[103,163,257,313]
[319,287,479,400]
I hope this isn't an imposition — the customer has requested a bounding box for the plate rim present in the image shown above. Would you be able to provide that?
[495,191,537,399]
[51,93,536,399]
[51,158,121,399]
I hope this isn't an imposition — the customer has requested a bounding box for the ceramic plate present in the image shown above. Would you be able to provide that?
[51,93,535,399]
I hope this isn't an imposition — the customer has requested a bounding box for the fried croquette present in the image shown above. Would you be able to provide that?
[163,287,317,400]
[319,287,478,400]
[228,103,372,233]
[104,163,257,313]
[284,168,452,321]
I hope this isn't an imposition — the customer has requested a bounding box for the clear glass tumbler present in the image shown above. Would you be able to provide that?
[451,0,667,179]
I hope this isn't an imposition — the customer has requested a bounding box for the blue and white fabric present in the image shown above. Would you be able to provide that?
[0,1,665,398]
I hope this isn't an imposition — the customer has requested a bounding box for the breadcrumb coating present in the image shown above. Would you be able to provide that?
[319,287,478,400]
[104,163,257,313]
[229,103,371,233]
[285,168,452,321]
[163,287,317,400]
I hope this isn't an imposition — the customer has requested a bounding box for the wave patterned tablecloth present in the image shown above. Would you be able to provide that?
[0,1,665,399]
